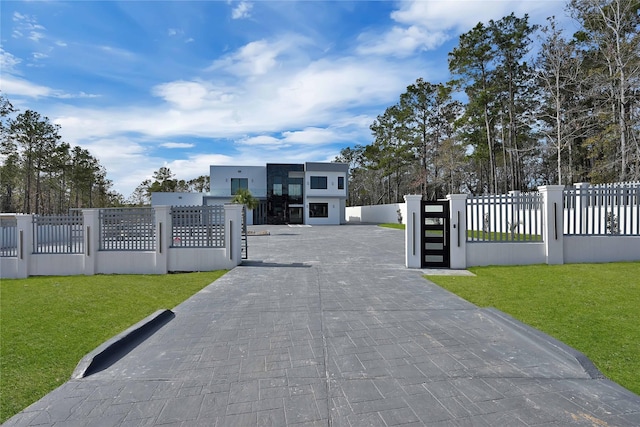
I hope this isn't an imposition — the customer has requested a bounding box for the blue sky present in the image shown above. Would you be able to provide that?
[1,0,573,198]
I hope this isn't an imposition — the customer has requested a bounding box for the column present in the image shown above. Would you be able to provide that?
[82,209,100,275]
[224,204,244,265]
[447,194,468,269]
[16,215,33,279]
[404,195,423,268]
[539,185,565,265]
[154,206,171,274]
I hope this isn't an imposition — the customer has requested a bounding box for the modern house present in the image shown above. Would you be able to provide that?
[151,162,349,225]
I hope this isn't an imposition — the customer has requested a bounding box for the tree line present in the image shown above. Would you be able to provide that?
[0,95,210,213]
[336,0,640,206]
[0,95,124,214]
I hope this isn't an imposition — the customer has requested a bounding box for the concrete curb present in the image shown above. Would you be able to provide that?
[72,309,175,379]
[482,307,604,380]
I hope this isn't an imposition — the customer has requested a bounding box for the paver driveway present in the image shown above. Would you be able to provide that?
[4,225,640,426]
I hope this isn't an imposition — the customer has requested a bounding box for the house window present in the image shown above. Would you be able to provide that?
[338,176,345,190]
[309,203,328,218]
[231,178,248,194]
[310,176,327,189]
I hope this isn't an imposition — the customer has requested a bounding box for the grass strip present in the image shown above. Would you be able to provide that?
[426,263,640,396]
[0,271,226,423]
[378,223,405,230]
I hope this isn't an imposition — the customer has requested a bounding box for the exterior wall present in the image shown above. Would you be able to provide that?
[305,170,348,199]
[466,243,546,267]
[168,247,236,271]
[346,203,406,224]
[30,254,85,276]
[0,205,244,279]
[304,163,348,225]
[564,236,640,263]
[305,197,342,225]
[210,165,267,198]
[152,192,204,206]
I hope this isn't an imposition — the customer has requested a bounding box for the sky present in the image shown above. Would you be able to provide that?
[0,0,575,199]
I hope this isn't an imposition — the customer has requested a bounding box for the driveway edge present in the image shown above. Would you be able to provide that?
[71,309,175,379]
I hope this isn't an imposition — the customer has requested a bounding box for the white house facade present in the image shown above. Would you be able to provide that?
[151,162,348,225]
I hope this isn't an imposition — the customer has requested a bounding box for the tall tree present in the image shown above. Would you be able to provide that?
[570,0,640,181]
[9,111,62,214]
[449,22,499,193]
[489,13,539,191]
[536,17,591,185]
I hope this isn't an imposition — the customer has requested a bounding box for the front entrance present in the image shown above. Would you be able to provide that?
[288,207,303,224]
[421,201,450,268]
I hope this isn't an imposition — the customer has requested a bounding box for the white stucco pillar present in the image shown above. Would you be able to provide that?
[404,195,423,268]
[224,204,244,265]
[447,194,468,269]
[82,209,100,275]
[15,215,33,279]
[539,185,565,265]
[154,206,171,274]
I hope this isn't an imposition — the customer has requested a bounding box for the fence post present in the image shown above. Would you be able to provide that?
[574,182,590,234]
[155,206,171,274]
[224,203,244,265]
[82,209,100,275]
[539,185,565,265]
[404,195,423,268]
[16,215,32,278]
[447,194,468,269]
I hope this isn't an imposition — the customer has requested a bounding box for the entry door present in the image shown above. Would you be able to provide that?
[421,201,450,268]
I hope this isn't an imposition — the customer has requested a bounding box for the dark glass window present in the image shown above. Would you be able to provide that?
[231,178,248,194]
[338,176,345,190]
[310,176,327,189]
[309,203,328,218]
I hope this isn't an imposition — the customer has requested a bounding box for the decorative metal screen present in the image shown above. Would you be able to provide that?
[170,205,225,248]
[33,214,84,254]
[467,192,544,242]
[564,183,640,235]
[0,217,17,257]
[100,208,156,251]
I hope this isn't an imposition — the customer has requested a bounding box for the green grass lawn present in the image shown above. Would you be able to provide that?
[0,271,226,423]
[379,223,405,229]
[426,263,640,396]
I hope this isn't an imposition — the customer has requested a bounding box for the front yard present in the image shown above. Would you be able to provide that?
[0,271,226,423]
[427,262,640,396]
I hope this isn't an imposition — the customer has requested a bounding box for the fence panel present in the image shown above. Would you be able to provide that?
[171,205,225,248]
[0,217,17,257]
[564,183,640,236]
[33,214,84,254]
[467,192,544,242]
[100,208,156,251]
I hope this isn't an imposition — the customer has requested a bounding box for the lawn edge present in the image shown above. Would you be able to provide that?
[483,307,605,380]
[72,309,175,379]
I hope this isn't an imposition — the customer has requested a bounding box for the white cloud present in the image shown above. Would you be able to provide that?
[359,0,569,57]
[12,12,47,42]
[357,25,449,57]
[231,1,253,20]
[237,135,282,147]
[161,142,195,149]
[208,39,285,77]
[0,74,54,97]
[0,48,22,73]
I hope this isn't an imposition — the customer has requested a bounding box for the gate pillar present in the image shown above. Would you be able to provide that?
[447,194,468,269]
[404,195,423,268]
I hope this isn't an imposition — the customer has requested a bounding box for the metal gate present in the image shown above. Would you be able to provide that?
[421,201,450,268]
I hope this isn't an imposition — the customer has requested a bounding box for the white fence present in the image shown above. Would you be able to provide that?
[346,203,406,225]
[0,204,244,279]
[357,183,640,268]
